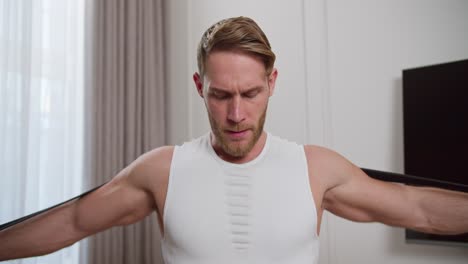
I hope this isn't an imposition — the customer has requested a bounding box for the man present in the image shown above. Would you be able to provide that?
[1,16,467,263]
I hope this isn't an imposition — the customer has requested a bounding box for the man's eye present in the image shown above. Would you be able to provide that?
[244,90,259,98]
[212,91,229,99]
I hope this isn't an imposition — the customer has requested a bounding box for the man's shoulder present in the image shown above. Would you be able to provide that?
[303,144,336,160]
[125,146,175,189]
[144,145,175,158]
[136,145,175,170]
[303,144,358,191]
[303,144,348,174]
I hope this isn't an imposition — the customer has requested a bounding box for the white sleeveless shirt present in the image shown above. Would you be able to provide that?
[161,133,319,264]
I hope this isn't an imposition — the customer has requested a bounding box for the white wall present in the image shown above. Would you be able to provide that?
[164,0,468,263]
[326,1,468,263]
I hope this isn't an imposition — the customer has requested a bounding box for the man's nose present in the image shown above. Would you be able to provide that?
[227,96,245,123]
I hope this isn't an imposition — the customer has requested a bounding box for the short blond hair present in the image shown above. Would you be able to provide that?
[197,16,276,78]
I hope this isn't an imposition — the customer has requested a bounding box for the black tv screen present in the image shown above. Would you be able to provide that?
[403,59,468,246]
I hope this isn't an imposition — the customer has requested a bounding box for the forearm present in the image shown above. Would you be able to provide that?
[414,187,468,235]
[0,201,87,261]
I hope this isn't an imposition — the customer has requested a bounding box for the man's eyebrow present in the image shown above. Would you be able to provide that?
[243,86,264,93]
[208,87,230,93]
[208,86,264,93]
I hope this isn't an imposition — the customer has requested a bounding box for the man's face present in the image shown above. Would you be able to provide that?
[193,50,277,159]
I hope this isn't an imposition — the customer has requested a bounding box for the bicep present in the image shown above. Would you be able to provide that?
[74,167,155,235]
[323,163,424,228]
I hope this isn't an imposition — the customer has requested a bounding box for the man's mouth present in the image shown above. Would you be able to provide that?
[225,129,250,139]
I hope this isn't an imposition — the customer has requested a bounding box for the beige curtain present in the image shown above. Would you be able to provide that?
[84,0,166,263]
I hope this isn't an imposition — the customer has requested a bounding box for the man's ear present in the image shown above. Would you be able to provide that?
[193,72,204,98]
[268,68,278,97]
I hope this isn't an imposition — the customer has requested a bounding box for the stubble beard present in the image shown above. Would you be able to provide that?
[208,106,267,158]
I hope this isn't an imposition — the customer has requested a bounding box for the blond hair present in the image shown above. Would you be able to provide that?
[197,16,276,78]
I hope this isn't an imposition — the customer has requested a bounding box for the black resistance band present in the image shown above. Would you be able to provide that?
[361,168,468,193]
[1,169,467,231]
[0,183,106,231]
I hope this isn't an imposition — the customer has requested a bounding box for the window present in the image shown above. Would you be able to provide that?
[0,1,85,263]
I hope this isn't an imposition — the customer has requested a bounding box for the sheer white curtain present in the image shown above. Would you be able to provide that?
[0,0,85,263]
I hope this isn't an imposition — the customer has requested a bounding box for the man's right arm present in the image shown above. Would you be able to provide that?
[0,146,173,261]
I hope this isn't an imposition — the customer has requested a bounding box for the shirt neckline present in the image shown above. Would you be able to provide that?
[206,132,271,168]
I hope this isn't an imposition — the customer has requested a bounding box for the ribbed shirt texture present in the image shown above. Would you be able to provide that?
[161,133,319,264]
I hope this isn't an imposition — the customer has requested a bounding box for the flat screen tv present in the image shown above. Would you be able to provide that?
[403,59,468,246]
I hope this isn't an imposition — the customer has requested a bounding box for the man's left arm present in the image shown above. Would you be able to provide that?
[306,145,468,235]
